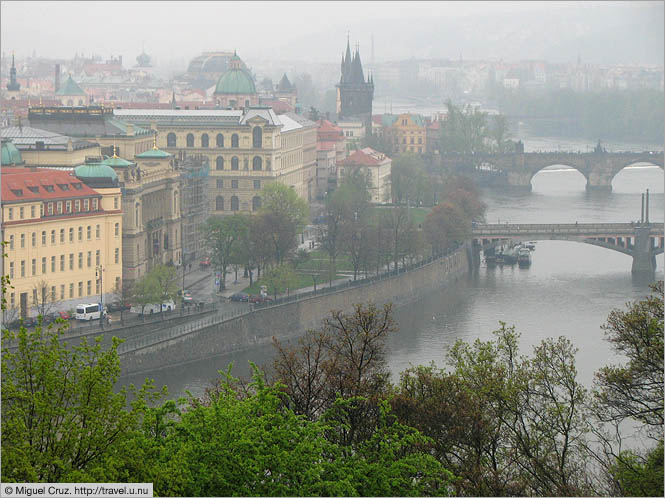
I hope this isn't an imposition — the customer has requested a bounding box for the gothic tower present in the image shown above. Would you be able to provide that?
[336,38,374,135]
[6,52,21,99]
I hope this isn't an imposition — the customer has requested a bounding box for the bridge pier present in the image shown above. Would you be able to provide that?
[631,226,657,274]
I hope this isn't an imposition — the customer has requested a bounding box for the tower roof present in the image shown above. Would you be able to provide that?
[277,73,293,92]
[1,138,24,165]
[214,53,256,95]
[74,161,119,187]
[55,74,86,96]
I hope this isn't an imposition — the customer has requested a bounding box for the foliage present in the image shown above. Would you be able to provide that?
[31,280,57,317]
[593,281,664,437]
[202,214,246,290]
[424,202,469,253]
[260,182,309,231]
[262,264,298,298]
[391,154,433,206]
[132,265,178,314]
[1,322,162,482]
[439,99,490,156]
[609,440,664,497]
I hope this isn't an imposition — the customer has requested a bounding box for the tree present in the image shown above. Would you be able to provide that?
[391,154,428,207]
[488,113,511,153]
[1,322,161,482]
[202,214,246,290]
[593,281,663,436]
[609,440,663,497]
[262,264,297,300]
[260,182,309,232]
[423,202,469,255]
[31,280,57,317]
[132,265,178,316]
[255,211,299,266]
[317,189,346,284]
[111,278,134,322]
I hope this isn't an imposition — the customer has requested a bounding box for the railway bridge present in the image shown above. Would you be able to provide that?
[471,222,664,273]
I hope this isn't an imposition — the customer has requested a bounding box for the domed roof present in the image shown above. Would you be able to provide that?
[214,53,256,95]
[1,138,23,165]
[136,140,172,159]
[74,162,118,187]
[102,154,134,168]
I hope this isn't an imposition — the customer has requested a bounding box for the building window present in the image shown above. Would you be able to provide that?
[8,207,12,220]
[60,285,65,300]
[78,281,83,297]
[216,133,224,147]
[84,199,89,211]
[418,137,422,144]
[66,200,71,213]
[31,232,36,247]
[167,133,177,147]
[57,202,63,214]
[216,196,225,211]
[20,207,24,219]
[92,199,98,210]
[254,180,260,190]
[216,179,224,189]
[231,156,239,170]
[32,259,36,276]
[115,248,119,264]
[31,205,36,218]
[42,257,47,274]
[74,200,80,212]
[51,256,56,273]
[9,235,14,250]
[87,226,91,240]
[69,254,74,270]
[9,262,14,279]
[20,233,25,248]
[60,255,65,271]
[47,203,53,215]
[135,203,140,226]
[50,230,55,244]
[201,133,209,148]
[252,156,262,171]
[114,197,119,209]
[115,223,119,236]
[96,250,100,266]
[231,196,239,211]
[51,286,56,300]
[78,252,83,269]
[96,224,100,238]
[186,133,194,148]
[215,156,224,170]
[70,283,74,298]
[87,251,92,267]
[87,280,91,296]
[252,127,262,148]
[231,134,239,148]
[232,180,238,189]
[252,196,261,211]
[60,229,65,243]
[20,260,25,277]
[42,231,46,245]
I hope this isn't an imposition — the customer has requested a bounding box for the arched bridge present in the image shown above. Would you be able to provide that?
[471,222,664,273]
[440,151,664,190]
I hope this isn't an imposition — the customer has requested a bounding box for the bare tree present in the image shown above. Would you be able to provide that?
[31,280,57,318]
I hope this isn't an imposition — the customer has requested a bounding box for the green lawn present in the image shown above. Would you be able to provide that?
[297,249,354,272]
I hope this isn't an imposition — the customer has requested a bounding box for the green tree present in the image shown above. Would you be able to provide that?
[202,214,246,290]
[609,440,664,497]
[1,323,161,482]
[262,264,298,299]
[132,265,178,315]
[260,182,309,231]
[424,202,469,254]
[391,154,429,207]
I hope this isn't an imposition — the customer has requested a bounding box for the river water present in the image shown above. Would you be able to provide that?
[121,163,664,399]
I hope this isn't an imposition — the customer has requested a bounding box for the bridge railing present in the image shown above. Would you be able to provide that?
[472,222,664,235]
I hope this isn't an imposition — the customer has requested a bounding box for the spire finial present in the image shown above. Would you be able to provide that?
[112,145,118,158]
[153,133,158,150]
[39,95,42,106]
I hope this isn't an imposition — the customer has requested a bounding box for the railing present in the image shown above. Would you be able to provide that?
[117,244,464,356]
[473,222,664,236]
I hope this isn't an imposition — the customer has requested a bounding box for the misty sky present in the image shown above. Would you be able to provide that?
[1,1,663,68]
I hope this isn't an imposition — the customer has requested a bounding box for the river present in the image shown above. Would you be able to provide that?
[120,163,664,399]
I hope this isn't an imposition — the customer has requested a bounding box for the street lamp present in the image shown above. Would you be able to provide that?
[96,265,104,307]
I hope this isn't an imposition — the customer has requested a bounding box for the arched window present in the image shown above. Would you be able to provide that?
[216,196,225,211]
[252,126,262,148]
[174,191,178,214]
[135,203,140,226]
[231,196,239,211]
[252,156,262,171]
[245,99,250,108]
[231,156,239,170]
[201,133,209,148]
[231,134,239,148]
[186,133,194,147]
[216,156,224,170]
[216,133,224,147]
[167,133,177,147]
[252,196,261,211]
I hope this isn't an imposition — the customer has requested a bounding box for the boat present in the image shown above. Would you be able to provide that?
[518,247,532,268]
[525,241,536,250]
[500,244,519,265]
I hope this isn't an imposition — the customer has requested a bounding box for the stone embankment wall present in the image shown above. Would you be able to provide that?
[119,247,469,376]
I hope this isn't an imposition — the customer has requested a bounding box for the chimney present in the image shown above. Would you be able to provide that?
[126,123,134,136]
[55,64,61,92]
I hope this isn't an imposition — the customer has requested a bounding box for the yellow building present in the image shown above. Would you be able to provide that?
[1,166,122,319]
[382,113,427,155]
[114,107,317,213]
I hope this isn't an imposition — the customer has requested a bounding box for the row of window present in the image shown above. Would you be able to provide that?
[215,179,261,190]
[7,249,120,278]
[7,276,122,309]
[5,196,115,222]
[6,223,120,250]
[395,137,423,145]
[166,127,263,149]
[215,196,261,212]
[214,155,265,171]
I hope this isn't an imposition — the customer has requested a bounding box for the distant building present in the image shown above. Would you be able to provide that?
[380,113,426,155]
[177,153,210,262]
[336,39,374,137]
[213,52,259,109]
[6,53,21,99]
[315,119,346,198]
[54,74,88,106]
[274,73,297,107]
[338,147,391,204]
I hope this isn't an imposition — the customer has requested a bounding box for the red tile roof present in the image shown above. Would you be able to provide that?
[317,119,344,142]
[340,147,391,167]
[1,167,98,203]
[259,99,295,114]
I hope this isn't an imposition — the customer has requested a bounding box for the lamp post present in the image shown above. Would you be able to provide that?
[96,265,104,327]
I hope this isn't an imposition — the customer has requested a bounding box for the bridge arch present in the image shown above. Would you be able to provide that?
[528,163,588,191]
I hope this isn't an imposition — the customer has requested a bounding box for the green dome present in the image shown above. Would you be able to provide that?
[136,147,171,159]
[1,139,23,165]
[214,67,256,95]
[101,155,134,167]
[74,162,118,187]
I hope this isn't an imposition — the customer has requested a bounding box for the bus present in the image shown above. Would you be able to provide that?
[75,303,107,321]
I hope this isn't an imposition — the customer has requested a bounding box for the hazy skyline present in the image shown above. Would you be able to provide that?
[1,1,663,68]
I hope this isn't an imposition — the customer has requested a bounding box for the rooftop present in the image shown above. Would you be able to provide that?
[340,147,391,167]
[1,167,99,203]
[1,125,98,151]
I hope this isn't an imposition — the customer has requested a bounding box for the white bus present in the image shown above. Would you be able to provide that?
[130,300,176,315]
[75,303,106,321]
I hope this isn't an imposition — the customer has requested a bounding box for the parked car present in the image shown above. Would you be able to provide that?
[182,290,193,303]
[58,310,72,320]
[199,257,211,269]
[229,292,250,302]
[107,301,131,312]
[249,294,273,304]
[43,312,60,324]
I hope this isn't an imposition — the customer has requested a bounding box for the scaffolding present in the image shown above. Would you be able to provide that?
[177,153,210,263]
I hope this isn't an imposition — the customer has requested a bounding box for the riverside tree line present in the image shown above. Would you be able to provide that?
[1,263,662,496]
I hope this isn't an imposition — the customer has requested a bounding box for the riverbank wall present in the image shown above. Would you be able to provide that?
[119,247,469,376]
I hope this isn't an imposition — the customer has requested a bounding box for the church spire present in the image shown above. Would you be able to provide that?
[7,50,20,92]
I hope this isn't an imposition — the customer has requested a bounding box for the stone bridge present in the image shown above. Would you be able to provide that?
[471,222,664,273]
[440,151,664,190]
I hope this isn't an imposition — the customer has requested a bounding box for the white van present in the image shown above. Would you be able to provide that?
[130,300,176,315]
[75,303,106,321]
